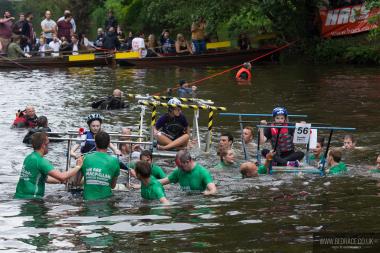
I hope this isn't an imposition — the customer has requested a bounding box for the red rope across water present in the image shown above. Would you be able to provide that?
[153,41,296,96]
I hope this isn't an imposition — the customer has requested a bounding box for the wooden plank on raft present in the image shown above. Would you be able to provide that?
[206,41,231,49]
[115,51,140,59]
[68,54,95,62]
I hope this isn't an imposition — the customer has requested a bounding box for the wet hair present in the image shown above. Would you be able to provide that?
[31,132,48,150]
[344,134,355,143]
[95,131,110,149]
[240,162,258,178]
[329,148,342,163]
[219,148,232,162]
[176,149,192,164]
[317,137,325,147]
[36,116,48,128]
[244,126,254,137]
[221,132,234,143]
[140,150,153,160]
[135,160,151,178]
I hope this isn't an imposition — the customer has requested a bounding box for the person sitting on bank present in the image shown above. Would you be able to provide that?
[235,62,252,81]
[177,79,197,98]
[131,32,147,58]
[7,35,31,58]
[23,116,51,144]
[70,113,121,158]
[79,131,120,201]
[135,160,169,204]
[154,98,190,151]
[12,105,38,128]
[259,107,305,167]
[159,150,217,195]
[175,33,193,55]
[326,148,347,174]
[91,89,127,110]
[128,150,166,180]
[14,132,83,199]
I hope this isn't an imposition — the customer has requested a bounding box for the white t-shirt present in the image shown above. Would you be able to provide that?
[131,37,147,57]
[48,40,61,52]
[41,19,57,39]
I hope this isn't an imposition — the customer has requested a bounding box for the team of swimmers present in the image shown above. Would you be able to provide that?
[11,101,379,204]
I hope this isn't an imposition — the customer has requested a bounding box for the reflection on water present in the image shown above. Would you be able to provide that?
[0,64,380,251]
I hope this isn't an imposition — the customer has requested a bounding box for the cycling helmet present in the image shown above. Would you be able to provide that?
[272,107,288,117]
[86,113,103,126]
[168,97,182,105]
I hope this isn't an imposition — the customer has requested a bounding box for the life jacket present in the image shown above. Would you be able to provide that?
[25,115,38,128]
[163,115,186,140]
[235,67,252,81]
[80,131,96,154]
[270,124,294,153]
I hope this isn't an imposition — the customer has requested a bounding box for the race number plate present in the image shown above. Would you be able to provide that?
[293,123,311,144]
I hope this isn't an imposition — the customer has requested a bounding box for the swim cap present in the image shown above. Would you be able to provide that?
[86,113,103,125]
[272,107,288,117]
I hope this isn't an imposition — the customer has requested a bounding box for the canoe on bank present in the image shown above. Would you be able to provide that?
[0,54,114,69]
[116,48,278,67]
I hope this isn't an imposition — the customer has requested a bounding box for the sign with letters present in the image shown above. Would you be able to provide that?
[293,123,311,144]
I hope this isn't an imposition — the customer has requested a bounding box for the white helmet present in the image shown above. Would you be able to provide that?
[168,97,181,105]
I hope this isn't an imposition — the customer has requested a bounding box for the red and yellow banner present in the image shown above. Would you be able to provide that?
[320,4,380,38]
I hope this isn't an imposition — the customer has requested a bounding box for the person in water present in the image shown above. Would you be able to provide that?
[154,98,190,150]
[368,154,380,173]
[23,116,51,144]
[214,148,237,169]
[309,137,325,165]
[177,79,197,98]
[235,62,252,81]
[342,134,356,150]
[79,131,120,201]
[135,160,169,204]
[160,150,217,195]
[12,105,38,128]
[240,150,275,177]
[219,132,234,150]
[326,148,347,174]
[14,132,83,199]
[128,150,166,180]
[259,107,305,167]
[91,89,127,110]
[241,126,256,159]
[70,113,121,158]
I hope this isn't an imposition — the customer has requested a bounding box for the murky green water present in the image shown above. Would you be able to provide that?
[0,64,379,252]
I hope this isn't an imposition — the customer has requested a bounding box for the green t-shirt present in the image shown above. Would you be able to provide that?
[309,154,324,162]
[328,162,347,174]
[168,163,213,192]
[128,162,166,179]
[214,161,239,170]
[141,176,166,200]
[369,169,380,173]
[81,152,120,200]
[258,164,268,174]
[14,152,54,199]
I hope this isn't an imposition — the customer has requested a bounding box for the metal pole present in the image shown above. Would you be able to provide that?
[151,105,157,144]
[321,129,334,175]
[239,115,248,160]
[65,138,72,191]
[193,109,201,149]
[139,105,145,142]
[256,129,261,165]
[205,109,213,152]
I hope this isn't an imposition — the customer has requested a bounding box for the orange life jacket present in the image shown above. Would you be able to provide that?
[235,67,252,81]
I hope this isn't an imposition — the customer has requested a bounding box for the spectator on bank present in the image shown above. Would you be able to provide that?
[40,10,57,44]
[0,11,15,54]
[57,10,76,33]
[104,10,118,31]
[160,29,175,54]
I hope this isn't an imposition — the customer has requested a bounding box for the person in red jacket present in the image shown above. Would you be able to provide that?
[235,62,252,81]
[12,105,38,128]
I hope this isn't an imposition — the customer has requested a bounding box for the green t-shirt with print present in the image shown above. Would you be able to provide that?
[328,162,347,174]
[14,152,55,199]
[141,176,166,200]
[81,152,120,200]
[214,161,238,170]
[168,163,213,192]
[128,162,166,179]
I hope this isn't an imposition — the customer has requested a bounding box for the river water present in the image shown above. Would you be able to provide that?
[0,64,379,252]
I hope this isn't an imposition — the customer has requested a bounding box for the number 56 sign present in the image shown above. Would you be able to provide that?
[293,123,311,144]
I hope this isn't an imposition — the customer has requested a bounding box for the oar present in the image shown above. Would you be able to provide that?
[0,54,31,70]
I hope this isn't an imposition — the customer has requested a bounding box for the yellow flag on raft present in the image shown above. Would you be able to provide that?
[206,41,231,49]
[68,54,95,61]
[115,51,140,59]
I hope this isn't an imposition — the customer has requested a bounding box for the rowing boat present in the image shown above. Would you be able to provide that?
[0,54,114,69]
[116,48,278,67]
